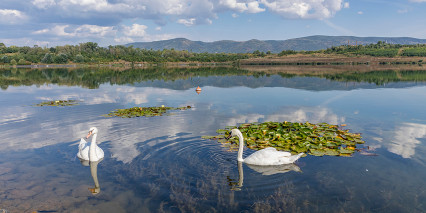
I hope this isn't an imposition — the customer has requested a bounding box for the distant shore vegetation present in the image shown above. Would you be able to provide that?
[0,41,425,65]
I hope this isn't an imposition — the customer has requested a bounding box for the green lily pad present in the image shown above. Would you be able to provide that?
[202,121,365,157]
[103,106,191,118]
[35,100,79,107]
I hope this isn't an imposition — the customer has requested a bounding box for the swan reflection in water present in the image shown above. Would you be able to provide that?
[228,161,302,191]
[79,158,103,195]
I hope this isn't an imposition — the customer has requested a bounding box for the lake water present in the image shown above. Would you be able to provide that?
[0,67,426,212]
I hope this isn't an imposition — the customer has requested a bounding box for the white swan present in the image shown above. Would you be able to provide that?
[227,129,303,165]
[77,127,104,162]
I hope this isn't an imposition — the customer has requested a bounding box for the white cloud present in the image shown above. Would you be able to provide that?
[0,9,28,25]
[32,0,56,9]
[247,1,266,13]
[232,13,239,18]
[260,0,346,19]
[57,0,136,13]
[114,37,134,43]
[357,11,363,15]
[32,24,116,38]
[177,18,197,26]
[219,0,251,12]
[123,24,148,37]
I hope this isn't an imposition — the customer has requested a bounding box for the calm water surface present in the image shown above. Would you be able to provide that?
[0,67,426,212]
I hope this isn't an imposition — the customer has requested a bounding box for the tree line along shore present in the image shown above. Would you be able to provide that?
[1,41,426,66]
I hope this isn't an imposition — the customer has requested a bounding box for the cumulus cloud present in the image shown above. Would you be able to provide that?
[0,9,28,24]
[123,24,147,37]
[32,24,116,38]
[260,0,346,19]
[177,18,198,26]
[32,0,56,9]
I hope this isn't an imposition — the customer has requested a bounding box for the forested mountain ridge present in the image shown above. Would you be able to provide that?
[126,35,426,53]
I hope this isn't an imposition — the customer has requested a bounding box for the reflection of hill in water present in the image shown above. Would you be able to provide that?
[1,67,426,91]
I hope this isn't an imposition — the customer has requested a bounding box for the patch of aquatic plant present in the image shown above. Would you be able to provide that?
[35,100,79,107]
[103,106,191,118]
[202,121,365,157]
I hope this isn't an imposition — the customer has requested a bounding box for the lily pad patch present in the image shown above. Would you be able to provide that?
[103,106,191,118]
[202,121,365,157]
[35,100,79,107]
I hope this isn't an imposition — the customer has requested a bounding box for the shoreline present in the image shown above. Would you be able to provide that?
[1,54,426,69]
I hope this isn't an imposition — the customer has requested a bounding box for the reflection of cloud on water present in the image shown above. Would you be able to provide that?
[41,86,181,105]
[387,123,426,158]
[225,107,345,126]
[265,107,345,124]
[225,114,265,126]
[0,112,32,126]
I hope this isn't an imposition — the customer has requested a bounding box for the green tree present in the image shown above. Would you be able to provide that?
[41,53,54,64]
[74,54,85,63]
[54,53,68,64]
[18,59,26,65]
[0,55,9,63]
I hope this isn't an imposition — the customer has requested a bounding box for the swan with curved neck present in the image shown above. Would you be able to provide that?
[77,127,104,162]
[227,129,303,165]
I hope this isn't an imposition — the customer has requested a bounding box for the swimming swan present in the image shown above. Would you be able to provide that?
[227,129,303,165]
[77,127,104,162]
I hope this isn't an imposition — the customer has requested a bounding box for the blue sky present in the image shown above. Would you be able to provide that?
[1,0,426,47]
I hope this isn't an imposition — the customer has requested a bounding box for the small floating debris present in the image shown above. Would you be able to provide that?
[202,121,365,157]
[103,106,191,118]
[34,100,79,107]
[195,86,202,94]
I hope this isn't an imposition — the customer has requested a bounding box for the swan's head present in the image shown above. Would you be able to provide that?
[226,129,242,140]
[86,127,98,139]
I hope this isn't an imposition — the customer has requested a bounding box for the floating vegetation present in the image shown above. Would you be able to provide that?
[34,100,79,107]
[103,106,191,118]
[202,121,365,157]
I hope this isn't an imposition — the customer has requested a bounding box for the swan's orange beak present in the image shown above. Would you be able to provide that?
[86,131,93,139]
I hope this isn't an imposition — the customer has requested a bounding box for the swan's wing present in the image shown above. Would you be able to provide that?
[244,147,293,165]
[77,138,89,161]
[95,147,104,160]
[78,138,88,149]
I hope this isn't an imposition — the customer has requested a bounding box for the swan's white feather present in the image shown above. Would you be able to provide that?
[77,138,89,161]
[231,129,303,166]
[244,147,300,165]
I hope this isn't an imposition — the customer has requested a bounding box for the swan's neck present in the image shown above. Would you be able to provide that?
[89,134,98,159]
[237,132,244,162]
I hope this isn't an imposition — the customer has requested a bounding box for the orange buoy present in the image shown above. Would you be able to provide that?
[195,86,202,94]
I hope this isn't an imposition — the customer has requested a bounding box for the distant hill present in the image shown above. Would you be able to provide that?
[126,35,426,53]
